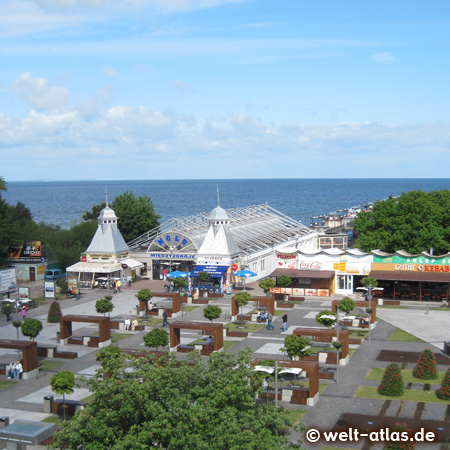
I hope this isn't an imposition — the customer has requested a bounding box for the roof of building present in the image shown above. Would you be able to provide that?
[128,203,315,254]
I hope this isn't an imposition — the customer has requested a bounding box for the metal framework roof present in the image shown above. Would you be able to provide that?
[128,204,314,254]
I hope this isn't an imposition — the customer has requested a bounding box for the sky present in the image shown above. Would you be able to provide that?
[1,0,450,180]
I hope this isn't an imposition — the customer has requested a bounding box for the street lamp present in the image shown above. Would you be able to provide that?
[367,284,373,342]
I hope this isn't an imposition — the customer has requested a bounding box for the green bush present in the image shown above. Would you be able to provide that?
[437,368,450,400]
[21,318,44,341]
[383,423,414,449]
[412,349,438,380]
[143,328,169,350]
[282,335,311,359]
[378,364,404,397]
[47,301,62,323]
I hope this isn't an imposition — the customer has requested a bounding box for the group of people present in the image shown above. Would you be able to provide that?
[7,361,23,380]
[124,317,139,331]
[257,310,288,332]
[112,275,133,294]
[3,303,28,322]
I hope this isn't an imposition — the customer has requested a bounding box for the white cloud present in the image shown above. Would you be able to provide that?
[103,67,117,79]
[174,80,193,91]
[12,73,71,112]
[371,52,395,64]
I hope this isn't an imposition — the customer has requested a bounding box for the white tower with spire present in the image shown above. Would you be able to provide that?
[85,188,130,261]
[196,187,240,265]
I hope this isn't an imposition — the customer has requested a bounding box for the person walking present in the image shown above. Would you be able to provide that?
[127,275,132,287]
[20,305,27,320]
[162,310,170,327]
[281,313,288,332]
[267,312,274,330]
[4,304,12,322]
[75,287,80,301]
[117,279,122,293]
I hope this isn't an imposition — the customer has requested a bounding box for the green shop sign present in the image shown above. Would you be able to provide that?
[373,255,450,266]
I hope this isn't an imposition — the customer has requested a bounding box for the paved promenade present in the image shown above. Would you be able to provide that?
[1,281,449,449]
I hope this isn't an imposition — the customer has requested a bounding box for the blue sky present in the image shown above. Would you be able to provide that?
[1,0,449,180]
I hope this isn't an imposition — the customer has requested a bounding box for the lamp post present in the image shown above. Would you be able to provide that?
[335,308,340,383]
[367,284,372,342]
[274,360,279,408]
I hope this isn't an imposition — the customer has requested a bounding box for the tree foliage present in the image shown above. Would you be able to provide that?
[136,288,153,304]
[172,277,187,292]
[277,275,292,288]
[315,310,336,328]
[143,328,169,350]
[259,278,276,294]
[21,318,43,341]
[96,345,127,374]
[338,297,356,314]
[282,335,311,358]
[51,348,303,450]
[203,305,222,322]
[360,277,378,289]
[235,291,251,307]
[83,191,160,243]
[95,298,115,316]
[354,190,450,254]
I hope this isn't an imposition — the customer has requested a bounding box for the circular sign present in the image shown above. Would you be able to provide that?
[231,264,238,271]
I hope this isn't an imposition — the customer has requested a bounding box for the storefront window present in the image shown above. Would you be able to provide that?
[337,274,352,291]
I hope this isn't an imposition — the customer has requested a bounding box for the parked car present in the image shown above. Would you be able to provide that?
[44,269,66,280]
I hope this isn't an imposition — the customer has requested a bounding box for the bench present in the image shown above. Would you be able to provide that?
[37,344,58,358]
[52,399,87,416]
[177,345,195,353]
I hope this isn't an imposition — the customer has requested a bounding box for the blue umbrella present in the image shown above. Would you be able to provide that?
[234,270,257,290]
[167,271,190,278]
[234,270,257,278]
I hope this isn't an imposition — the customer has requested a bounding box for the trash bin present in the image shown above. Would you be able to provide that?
[56,331,61,343]
[0,417,9,429]
[44,395,54,413]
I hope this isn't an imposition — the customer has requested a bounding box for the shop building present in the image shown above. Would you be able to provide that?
[128,203,318,289]
[66,201,143,288]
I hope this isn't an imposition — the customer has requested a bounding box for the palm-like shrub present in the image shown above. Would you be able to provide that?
[412,349,438,380]
[378,364,404,397]
[437,368,450,400]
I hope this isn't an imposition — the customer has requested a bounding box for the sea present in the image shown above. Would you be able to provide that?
[3,178,450,230]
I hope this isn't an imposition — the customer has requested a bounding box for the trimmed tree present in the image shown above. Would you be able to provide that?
[198,272,211,292]
[50,371,75,421]
[143,328,169,351]
[315,310,337,328]
[173,277,187,293]
[277,275,292,288]
[136,288,153,312]
[95,298,115,316]
[437,368,450,400]
[21,318,43,341]
[48,301,63,323]
[378,364,404,397]
[235,292,251,325]
[282,335,311,359]
[360,276,378,288]
[413,349,438,380]
[96,345,126,376]
[259,278,276,296]
[203,305,222,323]
[339,297,356,314]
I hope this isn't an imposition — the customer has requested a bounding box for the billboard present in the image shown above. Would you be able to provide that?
[0,268,17,294]
[44,281,56,299]
[7,241,42,262]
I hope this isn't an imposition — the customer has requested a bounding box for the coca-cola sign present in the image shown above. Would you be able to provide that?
[298,261,323,270]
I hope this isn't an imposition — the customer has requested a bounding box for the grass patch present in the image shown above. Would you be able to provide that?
[33,292,67,304]
[0,380,14,390]
[430,307,450,311]
[225,322,265,332]
[273,310,284,316]
[223,341,239,350]
[42,416,66,425]
[111,333,133,344]
[285,408,306,426]
[348,348,357,357]
[389,328,424,342]
[181,306,200,312]
[349,329,369,339]
[39,360,65,372]
[366,368,445,385]
[137,317,164,326]
[355,386,450,404]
